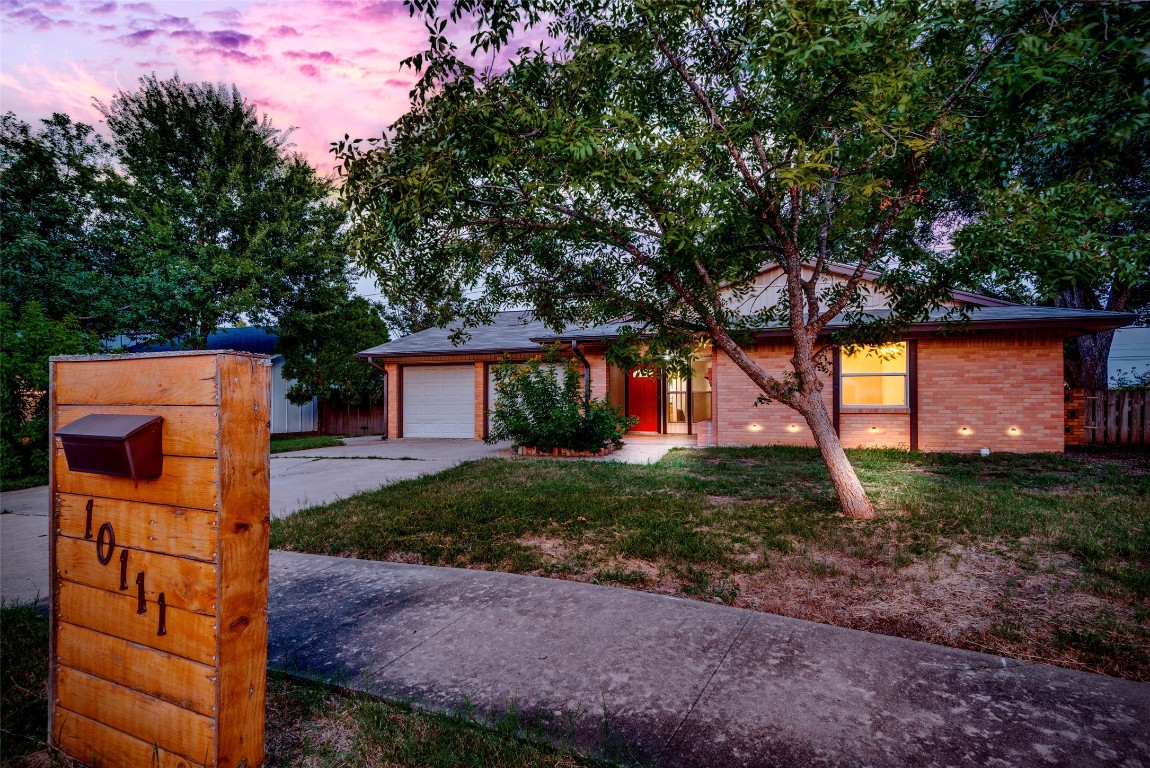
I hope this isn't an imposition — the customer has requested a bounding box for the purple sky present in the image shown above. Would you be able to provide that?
[1,0,434,170]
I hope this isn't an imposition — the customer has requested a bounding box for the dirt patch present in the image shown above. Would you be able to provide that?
[517,535,573,560]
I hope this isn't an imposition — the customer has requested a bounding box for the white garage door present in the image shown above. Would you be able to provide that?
[403,365,475,438]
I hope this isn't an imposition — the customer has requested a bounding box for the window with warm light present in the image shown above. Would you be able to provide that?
[840,343,907,407]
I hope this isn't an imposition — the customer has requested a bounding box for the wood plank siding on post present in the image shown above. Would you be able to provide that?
[49,351,271,768]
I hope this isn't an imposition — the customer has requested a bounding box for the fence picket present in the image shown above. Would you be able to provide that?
[1078,389,1150,446]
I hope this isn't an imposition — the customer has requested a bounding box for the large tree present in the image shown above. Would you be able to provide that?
[335,0,1106,518]
[947,4,1149,388]
[1,112,127,336]
[98,74,351,347]
[277,295,390,406]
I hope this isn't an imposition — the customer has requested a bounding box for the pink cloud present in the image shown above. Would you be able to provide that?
[156,14,192,28]
[122,2,155,13]
[6,6,73,29]
[267,24,300,38]
[192,47,268,66]
[169,29,205,43]
[90,1,117,13]
[283,50,338,63]
[120,28,159,44]
[206,29,253,48]
[298,64,320,78]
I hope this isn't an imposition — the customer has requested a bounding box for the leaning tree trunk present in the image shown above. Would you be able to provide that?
[704,325,877,520]
[793,391,876,520]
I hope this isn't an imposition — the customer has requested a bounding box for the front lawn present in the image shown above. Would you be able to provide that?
[0,602,599,768]
[270,435,347,453]
[272,446,1150,680]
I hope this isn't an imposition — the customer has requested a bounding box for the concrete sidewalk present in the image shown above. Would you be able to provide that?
[268,551,1150,768]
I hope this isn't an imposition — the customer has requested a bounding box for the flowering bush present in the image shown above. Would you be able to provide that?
[487,353,636,452]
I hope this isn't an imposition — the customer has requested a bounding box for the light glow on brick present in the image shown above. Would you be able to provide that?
[958,426,973,435]
[1008,426,1021,436]
[786,423,801,432]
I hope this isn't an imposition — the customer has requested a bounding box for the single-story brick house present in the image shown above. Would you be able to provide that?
[357,265,1133,452]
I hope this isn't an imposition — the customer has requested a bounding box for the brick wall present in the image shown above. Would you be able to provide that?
[385,362,400,439]
[713,344,834,446]
[917,337,1063,452]
[474,362,487,439]
[839,410,911,449]
[581,350,609,402]
[712,335,1064,452]
[1064,388,1086,446]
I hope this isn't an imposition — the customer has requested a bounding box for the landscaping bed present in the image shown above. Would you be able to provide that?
[272,446,1150,681]
[0,603,599,768]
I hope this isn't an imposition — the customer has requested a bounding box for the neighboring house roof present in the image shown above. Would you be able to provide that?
[129,327,280,355]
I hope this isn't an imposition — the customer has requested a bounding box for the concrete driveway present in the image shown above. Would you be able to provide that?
[270,437,507,518]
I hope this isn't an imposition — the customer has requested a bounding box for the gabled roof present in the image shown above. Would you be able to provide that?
[357,311,553,357]
[811,262,1017,307]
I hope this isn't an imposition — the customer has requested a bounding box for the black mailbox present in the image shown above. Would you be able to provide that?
[56,414,164,478]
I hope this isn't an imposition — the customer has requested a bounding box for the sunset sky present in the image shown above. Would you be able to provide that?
[1,0,439,171]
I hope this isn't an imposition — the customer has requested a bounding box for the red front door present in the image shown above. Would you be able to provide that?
[628,370,660,432]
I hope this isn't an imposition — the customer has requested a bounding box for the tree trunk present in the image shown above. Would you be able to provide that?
[702,323,876,520]
[794,392,876,520]
[1056,286,1122,389]
[1071,329,1115,390]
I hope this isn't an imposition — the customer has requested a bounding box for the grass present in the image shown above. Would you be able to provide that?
[272,445,1150,680]
[0,603,601,768]
[1,474,47,492]
[270,435,346,453]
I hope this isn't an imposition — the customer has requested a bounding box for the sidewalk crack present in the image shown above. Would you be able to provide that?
[660,613,751,757]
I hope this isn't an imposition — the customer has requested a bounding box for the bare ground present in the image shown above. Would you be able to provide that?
[513,537,1150,681]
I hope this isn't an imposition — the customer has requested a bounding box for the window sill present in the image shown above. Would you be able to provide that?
[840,407,910,415]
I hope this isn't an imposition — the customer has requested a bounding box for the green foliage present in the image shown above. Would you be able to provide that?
[278,295,390,406]
[0,602,51,761]
[944,5,1148,384]
[488,352,636,451]
[0,303,99,486]
[97,74,352,346]
[0,112,127,337]
[335,0,1040,349]
[1111,367,1150,391]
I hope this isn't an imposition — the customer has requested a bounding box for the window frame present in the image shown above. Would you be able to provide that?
[838,343,909,409]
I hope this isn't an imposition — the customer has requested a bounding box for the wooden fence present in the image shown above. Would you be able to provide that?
[1067,389,1149,446]
[319,401,387,436]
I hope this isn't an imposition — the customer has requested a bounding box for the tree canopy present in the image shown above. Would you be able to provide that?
[334,0,1122,517]
[98,74,352,347]
[945,5,1149,387]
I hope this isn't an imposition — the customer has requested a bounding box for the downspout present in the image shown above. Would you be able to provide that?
[366,356,388,440]
[570,340,592,417]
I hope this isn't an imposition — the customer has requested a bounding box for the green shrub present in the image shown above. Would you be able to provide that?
[1,302,99,489]
[487,352,636,452]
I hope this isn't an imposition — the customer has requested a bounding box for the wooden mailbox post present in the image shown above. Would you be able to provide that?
[48,351,271,768]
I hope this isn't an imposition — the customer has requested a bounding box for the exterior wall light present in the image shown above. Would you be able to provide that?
[959,426,972,435]
[1008,427,1020,436]
[749,423,762,432]
[786,423,800,432]
[869,426,880,433]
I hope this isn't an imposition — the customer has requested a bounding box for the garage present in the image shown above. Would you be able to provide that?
[402,365,475,438]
